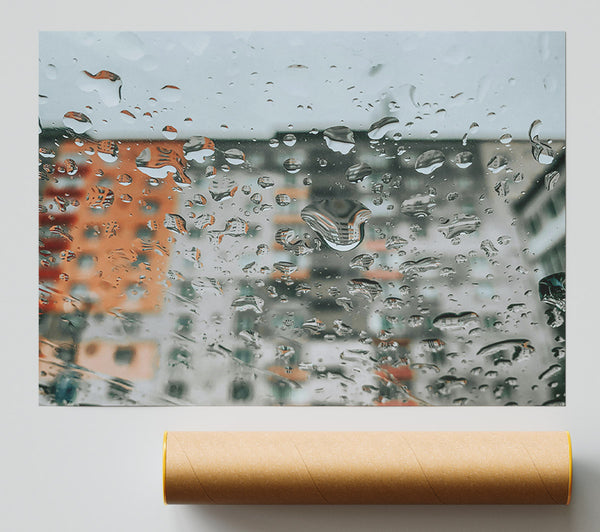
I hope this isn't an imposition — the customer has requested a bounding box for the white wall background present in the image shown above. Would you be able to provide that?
[1,1,598,531]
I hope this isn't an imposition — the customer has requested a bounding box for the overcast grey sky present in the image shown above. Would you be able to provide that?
[39,31,565,140]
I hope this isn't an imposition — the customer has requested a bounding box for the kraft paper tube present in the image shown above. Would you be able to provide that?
[163,431,572,505]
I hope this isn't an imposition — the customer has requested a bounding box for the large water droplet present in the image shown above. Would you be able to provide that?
[135,147,176,179]
[224,148,246,165]
[323,126,355,154]
[162,126,178,140]
[283,158,301,173]
[487,155,508,173]
[301,199,372,251]
[282,133,296,147]
[183,136,215,163]
[415,150,445,174]
[97,140,118,163]
[454,151,473,168]
[367,116,400,140]
[539,272,565,312]
[78,70,122,107]
[63,111,92,134]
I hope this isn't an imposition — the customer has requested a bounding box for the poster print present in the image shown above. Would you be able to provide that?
[39,32,565,405]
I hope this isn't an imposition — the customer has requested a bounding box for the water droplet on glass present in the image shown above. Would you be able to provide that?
[544,170,561,191]
[494,179,509,197]
[439,214,481,239]
[367,116,400,140]
[135,147,177,179]
[487,155,508,173]
[347,278,383,301]
[481,239,499,257]
[209,177,238,202]
[269,138,279,148]
[63,111,92,134]
[120,193,133,203]
[283,158,302,174]
[415,150,445,175]
[120,110,136,123]
[276,194,291,206]
[323,126,355,154]
[408,315,425,327]
[302,318,325,334]
[349,253,374,271]
[528,120,555,164]
[433,311,479,331]
[385,235,408,251]
[282,133,296,147]
[63,159,78,175]
[539,272,565,312]
[454,151,473,169]
[183,136,215,163]
[160,84,182,102]
[164,213,188,234]
[333,320,353,336]
[345,162,372,183]
[398,257,441,276]
[419,338,445,352]
[301,199,372,251]
[232,296,264,314]
[224,148,246,165]
[477,339,534,361]
[499,133,513,145]
[86,185,114,209]
[275,228,313,256]
[273,261,297,277]
[194,214,215,230]
[78,70,122,107]
[400,193,437,217]
[209,217,249,243]
[446,192,459,201]
[97,140,118,163]
[461,122,479,145]
[539,364,562,381]
[250,192,262,204]
[257,176,274,189]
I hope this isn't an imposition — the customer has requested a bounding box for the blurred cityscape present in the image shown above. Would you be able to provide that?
[39,126,566,406]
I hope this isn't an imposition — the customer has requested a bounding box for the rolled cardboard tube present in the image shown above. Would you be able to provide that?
[163,431,572,505]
